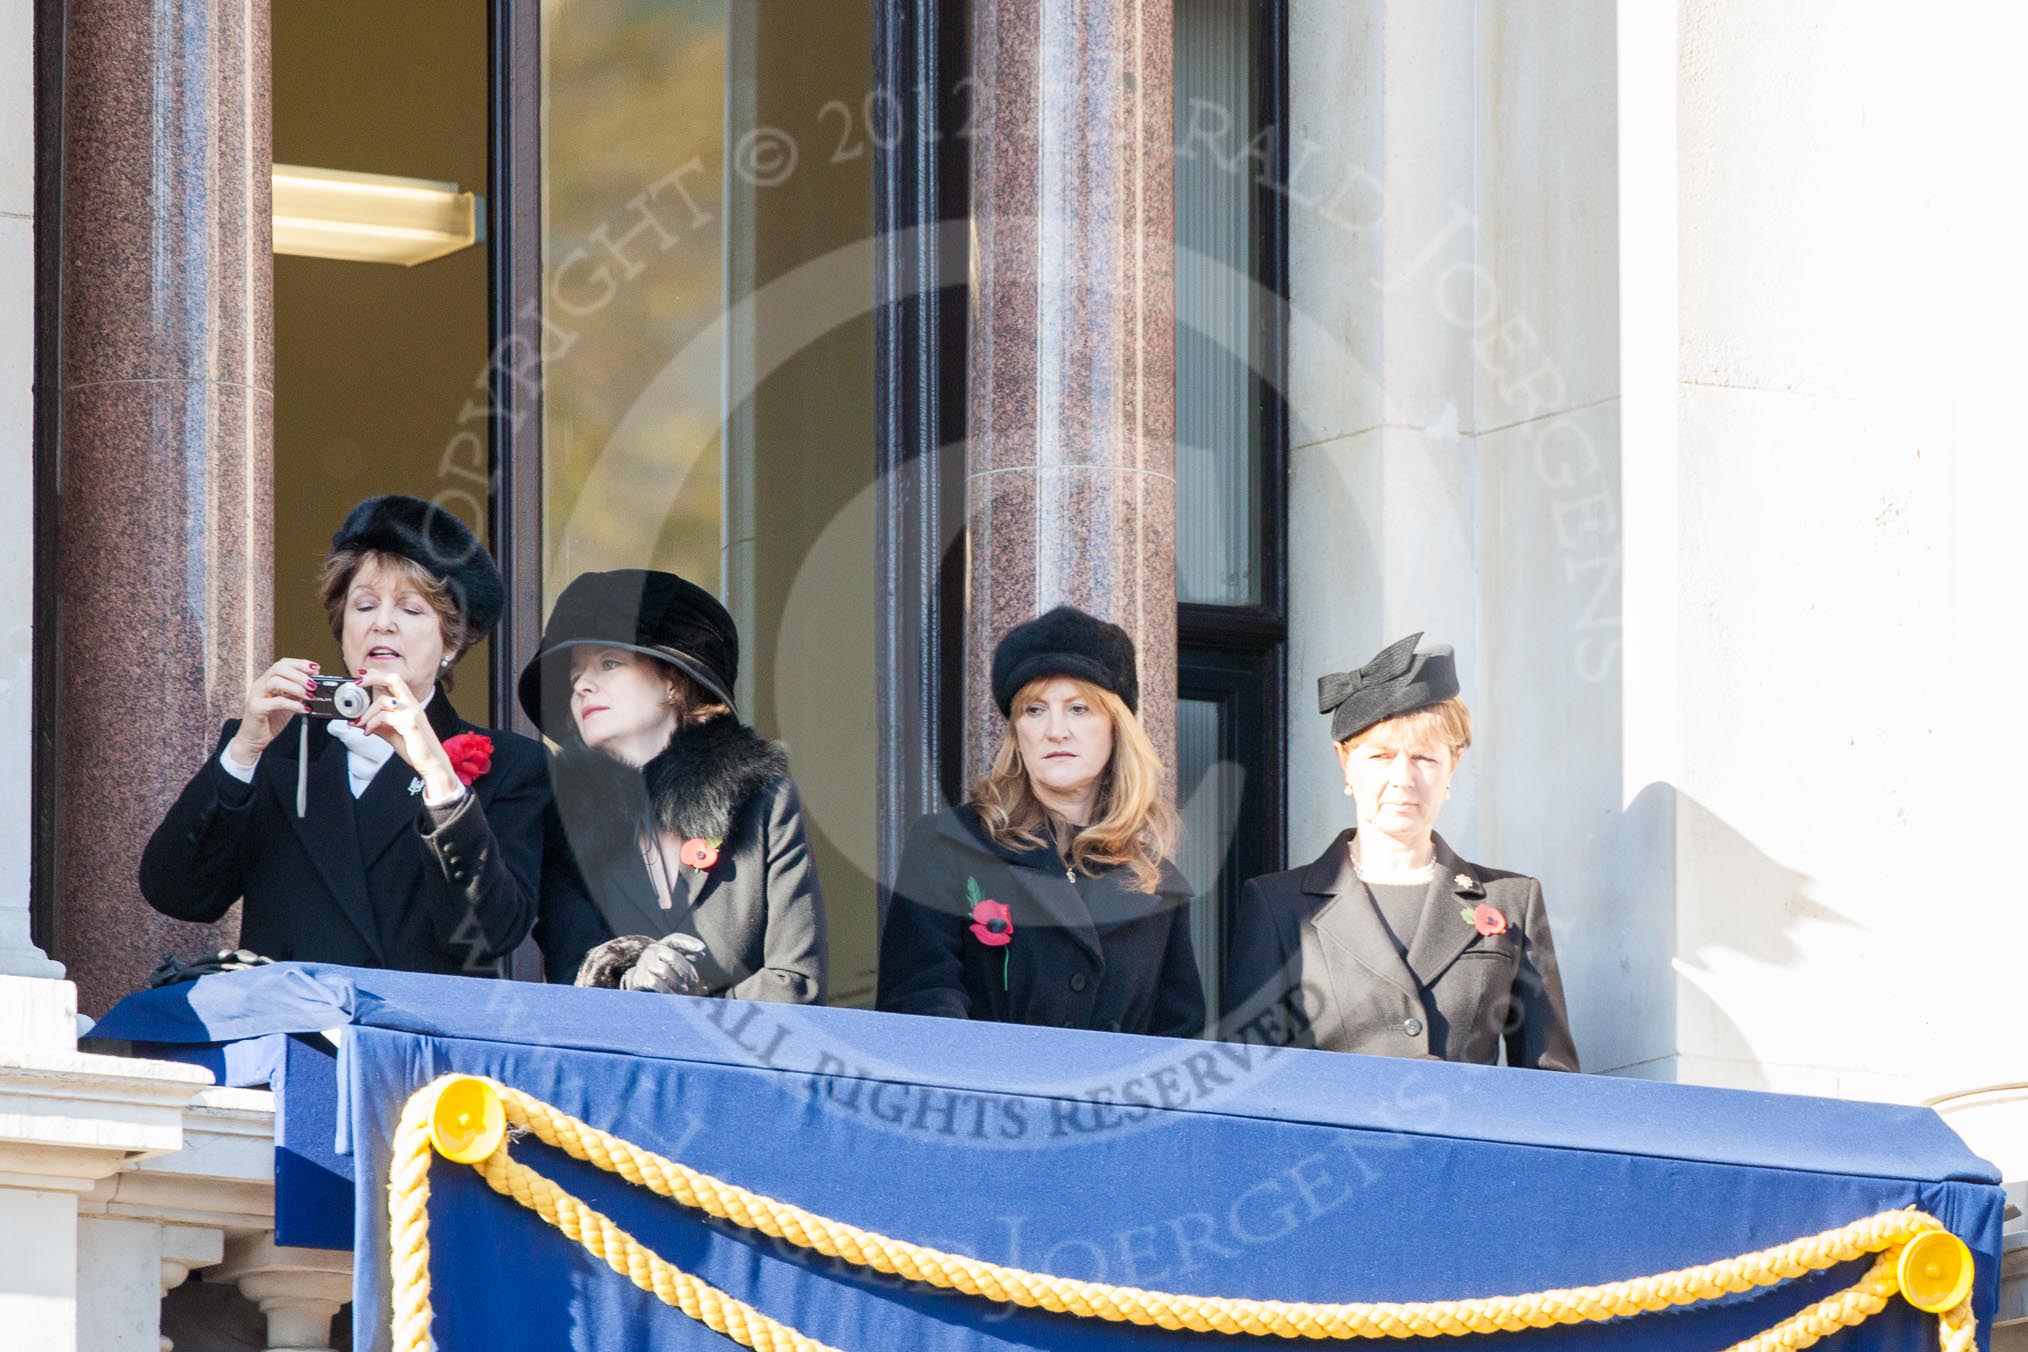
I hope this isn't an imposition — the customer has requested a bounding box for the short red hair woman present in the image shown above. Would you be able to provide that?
[1224,634,1577,1069]
[878,606,1204,1037]
[519,569,827,1003]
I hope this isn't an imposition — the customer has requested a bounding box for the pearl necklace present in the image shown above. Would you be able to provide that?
[1348,838,1435,885]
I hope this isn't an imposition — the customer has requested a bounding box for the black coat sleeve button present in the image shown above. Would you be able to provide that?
[1068,972,1088,993]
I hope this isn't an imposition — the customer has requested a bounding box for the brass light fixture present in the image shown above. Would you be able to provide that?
[272,165,481,266]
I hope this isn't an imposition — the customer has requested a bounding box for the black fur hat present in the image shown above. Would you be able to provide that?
[990,605,1140,717]
[1317,633,1460,743]
[518,568,739,738]
[329,495,505,638]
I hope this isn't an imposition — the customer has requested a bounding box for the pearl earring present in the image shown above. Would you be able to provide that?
[1343,783,1354,797]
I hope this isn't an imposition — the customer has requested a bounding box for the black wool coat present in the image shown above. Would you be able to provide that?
[543,716,827,1003]
[1222,829,1578,1070]
[877,806,1205,1038]
[139,692,588,976]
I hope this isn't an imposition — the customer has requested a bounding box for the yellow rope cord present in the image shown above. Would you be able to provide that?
[388,1075,1980,1351]
[1724,1251,1976,1352]
[390,1086,839,1352]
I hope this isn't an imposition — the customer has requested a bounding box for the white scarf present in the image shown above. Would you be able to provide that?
[323,689,434,798]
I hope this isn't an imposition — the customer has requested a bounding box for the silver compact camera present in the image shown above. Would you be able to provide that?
[306,675,372,720]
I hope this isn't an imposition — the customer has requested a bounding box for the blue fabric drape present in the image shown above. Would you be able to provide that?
[93,966,2006,1352]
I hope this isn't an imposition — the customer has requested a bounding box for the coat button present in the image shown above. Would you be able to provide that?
[1068,972,1088,993]
[1402,1017,1424,1038]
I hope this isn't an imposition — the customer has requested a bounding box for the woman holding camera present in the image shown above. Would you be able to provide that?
[140,495,588,977]
[877,606,1204,1037]
[1222,634,1577,1069]
[518,569,827,1001]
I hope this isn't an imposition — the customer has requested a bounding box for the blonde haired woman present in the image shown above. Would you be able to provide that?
[1224,634,1577,1069]
[878,607,1204,1037]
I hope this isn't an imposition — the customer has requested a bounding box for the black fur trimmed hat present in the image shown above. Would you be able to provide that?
[518,568,739,738]
[990,605,1140,717]
[330,495,505,638]
[1317,633,1460,743]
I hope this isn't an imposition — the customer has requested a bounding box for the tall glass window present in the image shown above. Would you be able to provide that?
[1174,0,1288,1015]
[271,0,494,712]
[1175,0,1264,607]
[540,3,881,1003]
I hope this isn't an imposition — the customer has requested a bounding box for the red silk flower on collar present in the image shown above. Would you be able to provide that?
[442,732,494,786]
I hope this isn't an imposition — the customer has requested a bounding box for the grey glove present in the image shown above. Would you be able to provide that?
[619,933,711,996]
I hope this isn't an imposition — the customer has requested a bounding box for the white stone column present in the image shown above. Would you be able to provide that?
[1285,0,1484,861]
[1285,1,1634,1076]
[0,0,61,986]
[81,1083,285,1351]
[1622,0,2028,1103]
[158,1224,227,1351]
[212,1236,353,1352]
[0,977,213,1349]
[75,1216,221,1352]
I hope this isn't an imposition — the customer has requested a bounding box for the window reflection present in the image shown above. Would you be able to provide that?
[539,2,879,1004]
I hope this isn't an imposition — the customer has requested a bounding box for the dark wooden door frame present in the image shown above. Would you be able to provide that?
[488,0,544,739]
[488,0,975,902]
[30,0,66,956]
[873,0,972,900]
[1175,0,1293,983]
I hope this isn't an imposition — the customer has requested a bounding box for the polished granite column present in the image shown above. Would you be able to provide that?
[965,0,1178,786]
[56,0,272,1013]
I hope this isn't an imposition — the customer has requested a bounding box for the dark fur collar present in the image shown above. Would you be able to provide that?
[552,716,789,862]
[640,715,789,841]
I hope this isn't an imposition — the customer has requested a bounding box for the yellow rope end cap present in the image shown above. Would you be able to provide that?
[1896,1230,1974,1314]
[425,1075,505,1164]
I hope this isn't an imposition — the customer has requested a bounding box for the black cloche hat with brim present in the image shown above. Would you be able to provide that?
[517,568,739,739]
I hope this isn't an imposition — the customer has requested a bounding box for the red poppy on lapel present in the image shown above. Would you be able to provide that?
[969,899,1014,947]
[965,876,1013,946]
[1460,902,1507,937]
[680,838,721,871]
[442,732,494,786]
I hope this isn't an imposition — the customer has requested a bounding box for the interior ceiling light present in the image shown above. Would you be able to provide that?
[272,164,482,266]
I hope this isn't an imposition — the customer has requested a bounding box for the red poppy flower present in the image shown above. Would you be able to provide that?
[442,732,495,786]
[680,838,720,871]
[1472,903,1507,937]
[969,899,1014,947]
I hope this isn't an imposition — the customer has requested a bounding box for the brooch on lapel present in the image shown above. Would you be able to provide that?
[1461,902,1508,936]
[442,732,495,787]
[407,777,424,796]
[964,877,1013,991]
[680,838,723,872]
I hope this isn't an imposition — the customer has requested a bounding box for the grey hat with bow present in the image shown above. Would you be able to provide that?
[1317,633,1460,743]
